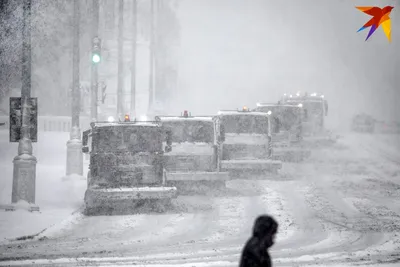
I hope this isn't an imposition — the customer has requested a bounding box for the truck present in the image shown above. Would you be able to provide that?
[254,103,311,162]
[280,92,336,146]
[155,110,230,193]
[216,107,282,179]
[81,120,178,215]
[351,113,375,133]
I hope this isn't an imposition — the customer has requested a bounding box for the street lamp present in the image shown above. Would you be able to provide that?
[1,0,39,212]
[90,0,100,122]
[65,0,83,179]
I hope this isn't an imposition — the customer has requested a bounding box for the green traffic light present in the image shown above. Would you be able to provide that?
[92,54,101,63]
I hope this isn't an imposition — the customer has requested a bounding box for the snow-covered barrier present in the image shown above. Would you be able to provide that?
[0,115,91,132]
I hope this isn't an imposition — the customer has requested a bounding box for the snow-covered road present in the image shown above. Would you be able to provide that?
[1,132,400,266]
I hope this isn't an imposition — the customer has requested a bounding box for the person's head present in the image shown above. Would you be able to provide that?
[252,215,278,248]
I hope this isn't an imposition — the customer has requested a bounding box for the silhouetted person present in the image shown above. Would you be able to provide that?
[239,215,278,267]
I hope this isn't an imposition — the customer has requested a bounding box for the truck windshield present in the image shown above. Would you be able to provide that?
[303,101,323,116]
[220,114,268,134]
[279,107,301,130]
[257,106,300,130]
[93,126,162,153]
[286,100,323,118]
[162,120,214,143]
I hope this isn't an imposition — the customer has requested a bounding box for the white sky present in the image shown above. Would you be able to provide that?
[174,0,399,129]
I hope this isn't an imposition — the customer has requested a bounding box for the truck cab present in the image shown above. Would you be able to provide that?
[216,107,282,178]
[81,120,177,215]
[255,103,310,162]
[280,92,336,146]
[281,93,329,136]
[155,111,229,193]
[352,113,375,133]
[255,103,303,144]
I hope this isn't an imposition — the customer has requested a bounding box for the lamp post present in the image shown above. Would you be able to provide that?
[147,0,155,114]
[65,0,83,179]
[90,0,100,122]
[130,0,137,118]
[117,0,124,117]
[6,0,39,212]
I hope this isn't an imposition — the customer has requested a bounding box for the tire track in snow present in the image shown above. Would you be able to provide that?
[297,136,400,262]
[4,245,399,267]
[121,199,247,255]
[1,213,207,259]
[301,185,388,259]
[352,136,400,218]
[266,180,330,252]
[70,179,319,263]
[112,180,279,257]
[0,180,264,261]
[116,180,265,256]
[5,133,400,265]
[1,179,288,264]
[261,142,392,263]
[108,179,272,254]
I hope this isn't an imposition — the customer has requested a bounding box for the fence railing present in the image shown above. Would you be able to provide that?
[0,116,92,132]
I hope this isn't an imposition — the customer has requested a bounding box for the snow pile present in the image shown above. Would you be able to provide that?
[0,131,88,242]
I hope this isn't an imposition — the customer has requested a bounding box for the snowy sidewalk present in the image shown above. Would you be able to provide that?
[0,130,88,243]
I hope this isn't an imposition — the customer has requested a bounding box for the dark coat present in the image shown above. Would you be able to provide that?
[239,215,278,267]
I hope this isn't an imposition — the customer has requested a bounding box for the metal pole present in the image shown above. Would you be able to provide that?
[153,0,159,106]
[147,0,154,113]
[90,0,99,121]
[65,0,83,178]
[11,0,38,208]
[117,0,124,117]
[130,0,137,118]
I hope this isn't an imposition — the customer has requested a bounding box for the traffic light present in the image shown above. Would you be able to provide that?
[92,37,101,64]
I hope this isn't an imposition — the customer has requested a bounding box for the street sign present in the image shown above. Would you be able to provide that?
[9,97,38,143]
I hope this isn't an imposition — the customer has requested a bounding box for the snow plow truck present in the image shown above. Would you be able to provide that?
[216,107,282,179]
[280,92,336,146]
[351,113,375,133]
[254,103,311,162]
[81,119,177,215]
[155,111,229,194]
